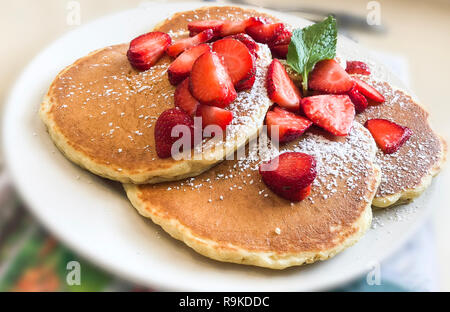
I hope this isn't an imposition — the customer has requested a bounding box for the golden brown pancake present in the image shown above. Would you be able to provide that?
[39,6,278,184]
[125,123,381,269]
[355,76,447,207]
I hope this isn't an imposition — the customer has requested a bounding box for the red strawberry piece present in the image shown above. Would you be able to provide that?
[166,29,214,57]
[212,38,256,91]
[352,77,385,103]
[365,119,412,154]
[174,78,200,116]
[246,23,285,44]
[196,105,233,131]
[189,51,237,108]
[266,59,302,112]
[227,33,259,57]
[347,86,368,113]
[154,108,195,158]
[188,20,225,36]
[234,73,256,92]
[168,44,210,86]
[297,185,312,201]
[127,32,172,71]
[301,95,355,136]
[309,59,354,94]
[269,27,292,46]
[346,61,371,75]
[220,17,264,36]
[270,44,289,59]
[266,106,313,143]
[259,152,316,202]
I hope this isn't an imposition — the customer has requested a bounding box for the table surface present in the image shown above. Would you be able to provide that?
[1,0,449,290]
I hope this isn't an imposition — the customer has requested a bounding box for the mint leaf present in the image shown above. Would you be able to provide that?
[287,15,337,94]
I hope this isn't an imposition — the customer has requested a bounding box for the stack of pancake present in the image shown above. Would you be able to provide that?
[40,6,446,269]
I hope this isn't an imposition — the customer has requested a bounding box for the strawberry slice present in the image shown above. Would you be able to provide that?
[301,95,355,136]
[189,51,237,108]
[246,23,285,44]
[266,59,302,112]
[235,73,256,92]
[154,108,195,158]
[309,59,354,94]
[266,106,313,143]
[188,17,263,37]
[270,44,289,59]
[347,86,368,113]
[220,17,264,36]
[212,38,256,91]
[269,27,292,46]
[188,20,225,36]
[227,34,259,57]
[352,77,385,103]
[259,152,316,202]
[346,61,371,75]
[166,29,214,57]
[365,119,412,154]
[196,105,233,130]
[127,32,172,71]
[168,44,210,86]
[174,78,200,116]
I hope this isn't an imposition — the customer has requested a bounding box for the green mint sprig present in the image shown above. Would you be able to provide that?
[287,15,337,95]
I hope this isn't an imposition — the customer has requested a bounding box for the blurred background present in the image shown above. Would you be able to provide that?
[0,0,449,291]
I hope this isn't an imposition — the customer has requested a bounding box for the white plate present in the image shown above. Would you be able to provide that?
[1,2,443,291]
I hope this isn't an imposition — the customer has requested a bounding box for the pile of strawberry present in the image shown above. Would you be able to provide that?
[126,17,412,203]
[260,58,412,202]
[127,17,293,159]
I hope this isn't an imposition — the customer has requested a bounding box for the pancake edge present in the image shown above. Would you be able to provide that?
[123,162,381,269]
[372,135,446,208]
[365,84,448,208]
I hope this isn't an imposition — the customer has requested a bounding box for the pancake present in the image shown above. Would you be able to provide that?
[39,6,278,184]
[125,123,381,269]
[355,76,447,208]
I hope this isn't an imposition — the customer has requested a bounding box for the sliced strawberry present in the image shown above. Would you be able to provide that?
[346,61,371,75]
[127,32,172,71]
[174,78,200,116]
[166,29,214,57]
[301,95,355,136]
[266,59,302,112]
[154,108,194,158]
[188,20,225,36]
[270,44,289,59]
[227,33,259,57]
[246,23,285,44]
[365,119,412,154]
[347,86,368,113]
[352,77,385,103]
[259,152,316,202]
[269,27,292,46]
[189,51,237,108]
[196,105,233,130]
[220,17,264,36]
[168,44,210,86]
[309,59,354,94]
[212,38,256,91]
[234,73,256,92]
[266,106,312,143]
